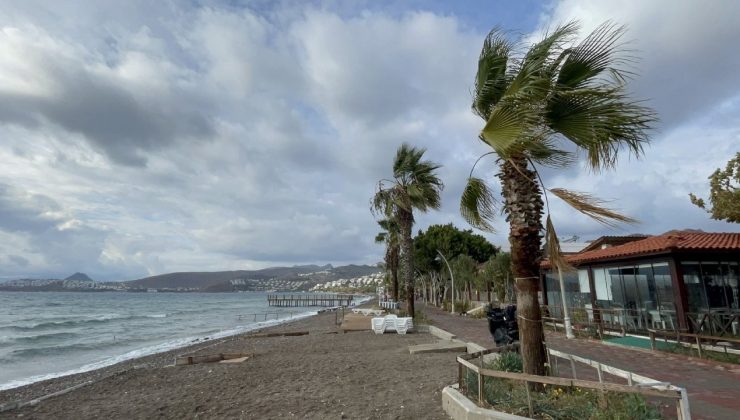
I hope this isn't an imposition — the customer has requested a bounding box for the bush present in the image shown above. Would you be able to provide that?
[460,350,663,419]
[493,351,523,373]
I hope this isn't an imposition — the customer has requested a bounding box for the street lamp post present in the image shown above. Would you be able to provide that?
[557,264,576,339]
[437,250,455,315]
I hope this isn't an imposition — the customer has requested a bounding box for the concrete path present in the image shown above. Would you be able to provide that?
[420,303,740,420]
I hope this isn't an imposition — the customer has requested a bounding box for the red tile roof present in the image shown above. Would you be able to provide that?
[566,231,740,265]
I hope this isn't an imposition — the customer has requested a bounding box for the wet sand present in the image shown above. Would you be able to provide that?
[0,311,457,419]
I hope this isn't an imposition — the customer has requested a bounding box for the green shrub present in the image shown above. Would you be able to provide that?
[494,351,523,373]
[461,351,663,419]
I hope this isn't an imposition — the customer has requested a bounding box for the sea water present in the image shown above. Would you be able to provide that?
[0,291,363,390]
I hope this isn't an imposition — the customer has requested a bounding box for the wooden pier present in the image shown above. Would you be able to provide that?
[267,294,354,307]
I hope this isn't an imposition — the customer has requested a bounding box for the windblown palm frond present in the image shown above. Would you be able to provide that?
[460,177,497,232]
[548,188,638,227]
[476,20,656,171]
[555,21,632,89]
[473,28,514,120]
[545,215,574,272]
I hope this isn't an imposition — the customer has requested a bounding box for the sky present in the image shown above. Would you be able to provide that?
[0,0,738,281]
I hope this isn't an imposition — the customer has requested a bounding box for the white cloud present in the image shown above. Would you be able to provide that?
[0,1,737,281]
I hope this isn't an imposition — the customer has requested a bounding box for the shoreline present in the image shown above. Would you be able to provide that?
[0,294,372,395]
[0,311,313,409]
[0,301,455,419]
[0,310,320,394]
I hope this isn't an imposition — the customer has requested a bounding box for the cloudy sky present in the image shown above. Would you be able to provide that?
[0,0,738,281]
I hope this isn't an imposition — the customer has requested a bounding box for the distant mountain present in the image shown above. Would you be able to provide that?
[0,264,381,293]
[64,272,93,282]
[124,264,380,292]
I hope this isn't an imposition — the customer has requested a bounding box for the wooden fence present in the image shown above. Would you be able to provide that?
[648,328,740,358]
[456,345,690,419]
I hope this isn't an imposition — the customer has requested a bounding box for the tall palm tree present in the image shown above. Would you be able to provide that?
[375,218,400,301]
[373,144,444,318]
[461,22,656,376]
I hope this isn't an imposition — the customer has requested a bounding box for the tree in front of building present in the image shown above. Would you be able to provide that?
[461,21,656,376]
[689,152,740,223]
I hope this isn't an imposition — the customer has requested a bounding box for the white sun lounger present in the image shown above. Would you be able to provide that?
[371,317,386,334]
[395,317,413,335]
[371,315,413,334]
[353,309,385,316]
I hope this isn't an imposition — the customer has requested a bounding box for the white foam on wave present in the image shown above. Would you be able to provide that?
[0,310,318,391]
[353,295,373,306]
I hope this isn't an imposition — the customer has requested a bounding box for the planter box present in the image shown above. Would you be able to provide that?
[442,384,530,420]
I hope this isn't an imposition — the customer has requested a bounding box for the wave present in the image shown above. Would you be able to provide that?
[0,313,168,332]
[0,309,319,391]
[0,332,80,347]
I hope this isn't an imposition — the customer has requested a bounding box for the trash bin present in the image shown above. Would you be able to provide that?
[486,304,519,346]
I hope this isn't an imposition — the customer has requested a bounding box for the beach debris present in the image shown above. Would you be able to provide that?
[175,352,251,366]
[241,331,309,339]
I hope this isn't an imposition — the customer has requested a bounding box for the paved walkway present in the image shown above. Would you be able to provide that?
[420,303,740,420]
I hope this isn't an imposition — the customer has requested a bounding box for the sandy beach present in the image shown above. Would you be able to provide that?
[0,310,457,419]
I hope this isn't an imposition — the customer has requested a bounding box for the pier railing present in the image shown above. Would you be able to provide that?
[267,294,354,307]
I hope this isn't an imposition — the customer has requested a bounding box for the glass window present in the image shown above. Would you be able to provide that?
[609,267,626,307]
[578,270,590,293]
[682,262,707,312]
[636,264,657,310]
[701,262,728,309]
[620,266,639,310]
[652,263,674,311]
[593,268,611,304]
[725,262,739,310]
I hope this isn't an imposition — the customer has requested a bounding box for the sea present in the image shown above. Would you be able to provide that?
[0,291,367,391]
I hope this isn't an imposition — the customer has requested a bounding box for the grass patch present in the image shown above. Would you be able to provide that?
[664,343,740,365]
[461,352,663,419]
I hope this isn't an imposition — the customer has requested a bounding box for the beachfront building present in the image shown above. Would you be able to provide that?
[541,231,740,336]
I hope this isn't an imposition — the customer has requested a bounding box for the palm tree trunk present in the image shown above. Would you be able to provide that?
[397,208,415,318]
[391,247,400,301]
[500,156,545,377]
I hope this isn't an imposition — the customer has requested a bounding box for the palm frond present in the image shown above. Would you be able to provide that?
[545,215,574,271]
[522,136,576,168]
[460,177,497,232]
[507,21,580,97]
[556,21,632,89]
[375,232,387,244]
[546,87,656,171]
[549,188,638,227]
[473,28,514,120]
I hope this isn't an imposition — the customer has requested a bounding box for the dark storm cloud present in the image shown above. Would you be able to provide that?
[0,52,214,166]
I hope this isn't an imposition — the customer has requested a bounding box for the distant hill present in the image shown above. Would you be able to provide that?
[0,264,381,293]
[64,272,93,282]
[124,264,380,292]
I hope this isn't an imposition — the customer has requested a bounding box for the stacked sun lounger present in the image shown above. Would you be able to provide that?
[371,315,413,335]
[351,308,385,316]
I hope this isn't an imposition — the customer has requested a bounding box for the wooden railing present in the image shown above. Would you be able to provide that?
[456,345,691,419]
[685,311,739,336]
[648,328,740,358]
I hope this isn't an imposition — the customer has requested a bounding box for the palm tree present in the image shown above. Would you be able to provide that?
[373,144,444,318]
[461,22,656,376]
[375,218,400,301]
